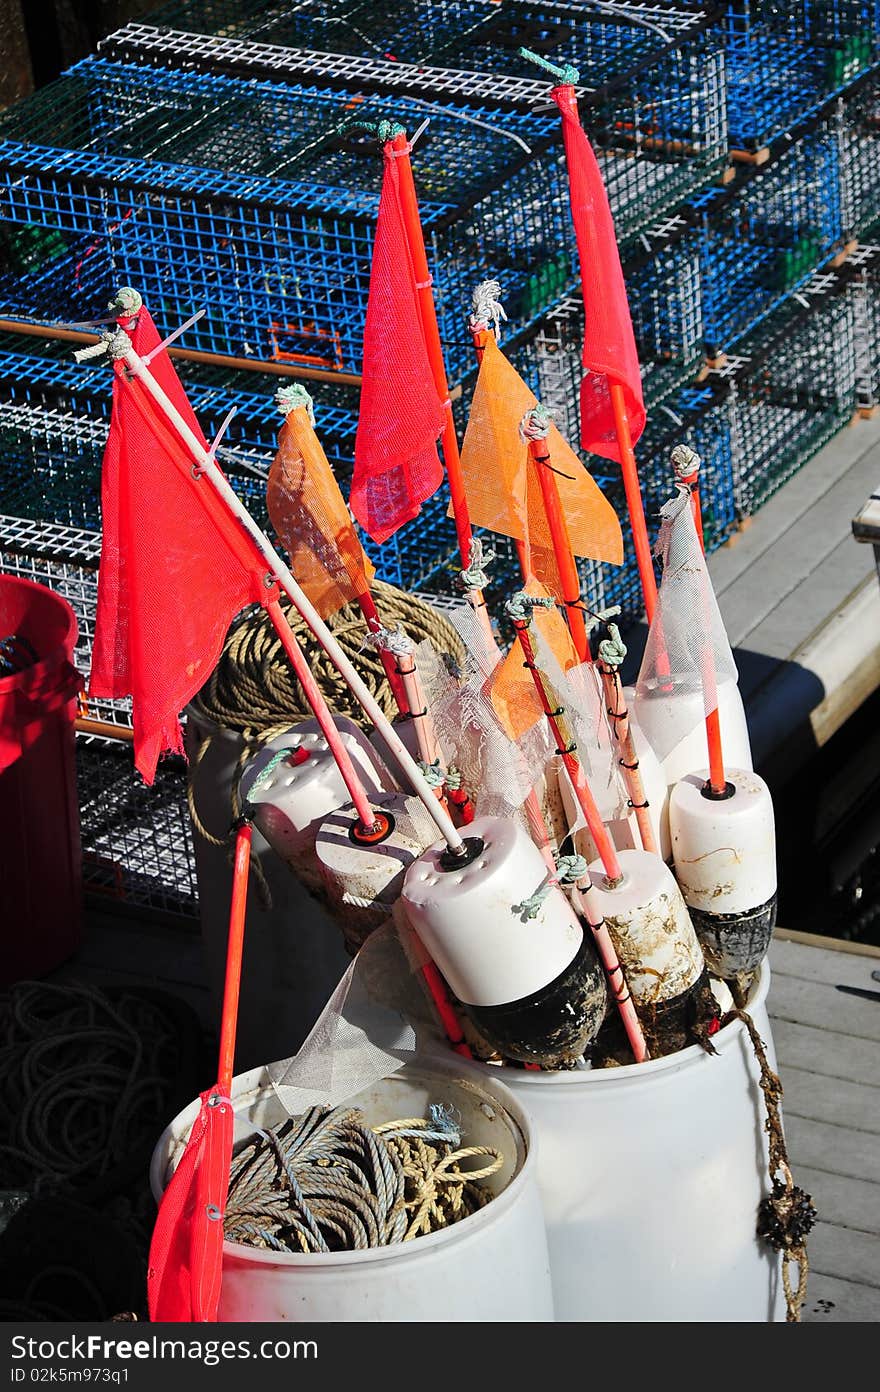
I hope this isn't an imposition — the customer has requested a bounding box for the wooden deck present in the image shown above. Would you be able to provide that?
[768,930,880,1322]
[707,413,880,782]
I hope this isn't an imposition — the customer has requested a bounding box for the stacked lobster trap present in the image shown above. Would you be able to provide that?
[1,0,879,919]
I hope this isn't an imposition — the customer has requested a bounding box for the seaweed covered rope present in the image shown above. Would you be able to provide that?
[224,1104,504,1253]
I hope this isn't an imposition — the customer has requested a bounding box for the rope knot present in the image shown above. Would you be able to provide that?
[597,622,627,670]
[361,624,414,657]
[505,590,555,624]
[671,444,701,481]
[443,764,463,791]
[417,759,446,789]
[519,403,552,442]
[276,383,315,422]
[460,536,495,591]
[553,852,588,884]
[73,327,132,364]
[107,286,142,318]
[469,279,508,340]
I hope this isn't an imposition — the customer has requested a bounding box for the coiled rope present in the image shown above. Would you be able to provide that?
[0,981,180,1195]
[224,1103,504,1253]
[185,582,466,887]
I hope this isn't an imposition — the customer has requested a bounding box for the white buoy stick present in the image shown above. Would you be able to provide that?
[88,319,465,855]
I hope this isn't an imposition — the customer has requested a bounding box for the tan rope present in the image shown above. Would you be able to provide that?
[223,1105,503,1254]
[185,582,467,907]
[727,1007,817,1323]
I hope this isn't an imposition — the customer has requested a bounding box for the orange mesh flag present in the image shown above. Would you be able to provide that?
[458,335,623,590]
[147,1087,234,1322]
[89,308,266,784]
[490,583,580,743]
[553,86,646,463]
[268,390,376,620]
[350,142,445,543]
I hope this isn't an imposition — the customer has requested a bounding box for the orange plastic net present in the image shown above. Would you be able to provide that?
[267,404,375,621]
[457,337,623,597]
[490,583,580,743]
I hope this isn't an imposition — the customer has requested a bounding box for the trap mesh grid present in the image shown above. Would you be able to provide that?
[0,56,569,385]
[0,330,365,532]
[100,4,729,255]
[723,0,880,151]
[0,330,462,592]
[693,121,846,355]
[835,69,880,237]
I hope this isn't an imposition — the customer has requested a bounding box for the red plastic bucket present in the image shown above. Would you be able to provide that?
[0,576,84,984]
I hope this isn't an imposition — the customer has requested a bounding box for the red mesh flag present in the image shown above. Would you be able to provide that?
[147,1088,234,1322]
[349,143,445,543]
[89,308,266,783]
[553,86,646,463]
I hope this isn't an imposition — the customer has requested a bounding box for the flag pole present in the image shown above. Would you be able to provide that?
[669,447,726,797]
[518,49,660,626]
[88,312,466,858]
[505,594,648,1063]
[519,404,659,856]
[383,124,496,638]
[217,819,253,1095]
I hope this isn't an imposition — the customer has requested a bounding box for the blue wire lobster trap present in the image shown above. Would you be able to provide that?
[723,0,880,152]
[100,0,729,253]
[0,55,573,385]
[693,121,846,356]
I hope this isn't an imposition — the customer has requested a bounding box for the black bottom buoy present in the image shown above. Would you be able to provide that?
[690,894,777,980]
[462,936,608,1070]
[590,968,721,1065]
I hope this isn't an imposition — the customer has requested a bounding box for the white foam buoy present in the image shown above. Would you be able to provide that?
[315,791,440,952]
[238,717,396,891]
[402,815,607,1067]
[669,767,777,979]
[631,674,752,809]
[584,848,716,1057]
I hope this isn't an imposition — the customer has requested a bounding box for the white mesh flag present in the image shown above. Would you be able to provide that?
[634,486,738,763]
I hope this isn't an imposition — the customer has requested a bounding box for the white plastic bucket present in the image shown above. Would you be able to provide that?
[151,1057,555,1322]
[471,961,785,1322]
[184,707,350,1071]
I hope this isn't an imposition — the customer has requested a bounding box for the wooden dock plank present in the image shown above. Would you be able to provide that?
[776,1066,880,1136]
[742,537,875,662]
[792,1165,880,1237]
[781,1115,880,1188]
[805,1221,880,1288]
[708,415,880,597]
[767,972,880,1043]
[801,1270,880,1322]
[769,1018,879,1087]
[770,935,880,988]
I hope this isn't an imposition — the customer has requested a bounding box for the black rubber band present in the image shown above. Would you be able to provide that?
[556,743,577,756]
[548,706,565,718]
[620,760,639,770]
[627,799,649,810]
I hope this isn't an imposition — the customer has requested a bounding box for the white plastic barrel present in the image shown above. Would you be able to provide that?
[184,706,350,1071]
[150,1057,555,1322]
[471,962,785,1322]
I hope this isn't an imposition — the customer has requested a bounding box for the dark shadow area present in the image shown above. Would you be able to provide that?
[0,976,215,1320]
